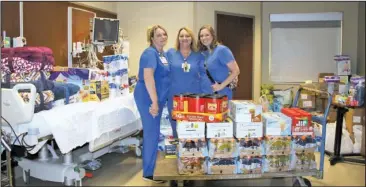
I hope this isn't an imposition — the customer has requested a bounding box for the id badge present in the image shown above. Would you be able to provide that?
[160,56,169,66]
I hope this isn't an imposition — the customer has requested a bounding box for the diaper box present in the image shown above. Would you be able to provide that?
[229,100,262,122]
[234,122,263,138]
[206,118,234,138]
[262,112,292,136]
[208,138,238,158]
[177,121,205,139]
[207,157,238,174]
[334,55,351,76]
[49,67,90,81]
[67,80,109,102]
[178,157,207,175]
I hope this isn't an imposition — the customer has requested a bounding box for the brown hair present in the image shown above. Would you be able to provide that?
[174,27,198,52]
[197,25,220,51]
[146,25,168,46]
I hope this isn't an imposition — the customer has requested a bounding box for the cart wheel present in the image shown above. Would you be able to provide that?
[170,180,178,187]
[330,158,337,166]
[293,177,312,187]
[135,146,142,157]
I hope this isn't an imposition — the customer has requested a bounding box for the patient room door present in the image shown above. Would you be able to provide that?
[216,13,254,100]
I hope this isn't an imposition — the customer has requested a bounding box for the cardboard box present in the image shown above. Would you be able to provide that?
[298,92,316,109]
[229,100,262,122]
[177,121,205,139]
[234,122,263,138]
[262,112,292,136]
[352,108,365,126]
[361,125,365,156]
[206,118,234,138]
[327,108,337,123]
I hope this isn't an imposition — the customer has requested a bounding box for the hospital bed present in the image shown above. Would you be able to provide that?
[1,84,142,186]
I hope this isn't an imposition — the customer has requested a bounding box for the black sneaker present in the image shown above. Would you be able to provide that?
[142,176,166,184]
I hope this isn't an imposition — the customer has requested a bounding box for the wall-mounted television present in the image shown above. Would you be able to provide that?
[92,17,119,45]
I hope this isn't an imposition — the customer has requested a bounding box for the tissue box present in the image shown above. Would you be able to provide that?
[237,138,264,157]
[178,157,207,175]
[293,152,317,171]
[262,112,292,136]
[178,138,208,157]
[208,138,238,158]
[234,122,263,138]
[334,55,351,76]
[264,136,292,155]
[207,157,237,174]
[237,156,263,175]
[177,121,205,139]
[263,155,292,173]
[207,118,234,138]
[229,100,262,122]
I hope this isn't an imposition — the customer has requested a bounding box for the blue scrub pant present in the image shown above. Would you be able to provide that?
[134,85,164,177]
[167,96,178,138]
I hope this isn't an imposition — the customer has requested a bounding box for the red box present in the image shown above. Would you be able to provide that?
[281,108,314,136]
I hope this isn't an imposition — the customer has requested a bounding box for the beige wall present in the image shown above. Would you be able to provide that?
[72,2,117,14]
[117,2,195,77]
[194,2,262,101]
[358,2,365,76]
[262,2,360,85]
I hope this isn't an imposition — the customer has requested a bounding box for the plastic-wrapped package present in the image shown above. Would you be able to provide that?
[208,138,238,158]
[177,157,207,175]
[292,135,317,153]
[237,156,263,175]
[264,136,292,155]
[263,155,292,173]
[178,138,208,157]
[293,152,317,171]
[237,138,264,157]
[207,157,237,174]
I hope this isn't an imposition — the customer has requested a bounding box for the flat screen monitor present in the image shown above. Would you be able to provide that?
[92,17,119,45]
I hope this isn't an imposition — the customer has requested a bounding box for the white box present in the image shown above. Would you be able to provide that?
[229,100,262,122]
[234,122,263,138]
[206,119,233,138]
[177,121,205,139]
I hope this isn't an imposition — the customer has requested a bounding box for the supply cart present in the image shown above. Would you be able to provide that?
[154,86,331,187]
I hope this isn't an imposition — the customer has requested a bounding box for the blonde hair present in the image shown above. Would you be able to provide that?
[197,25,220,51]
[146,25,168,46]
[174,27,198,52]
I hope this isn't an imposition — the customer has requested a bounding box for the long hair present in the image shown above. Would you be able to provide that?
[197,25,220,52]
[174,27,198,52]
[146,25,168,46]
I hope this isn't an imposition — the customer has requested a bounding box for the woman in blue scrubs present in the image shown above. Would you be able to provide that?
[133,25,169,183]
[197,25,240,100]
[166,27,212,138]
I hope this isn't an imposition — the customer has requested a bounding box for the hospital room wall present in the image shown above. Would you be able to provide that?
[116,2,262,100]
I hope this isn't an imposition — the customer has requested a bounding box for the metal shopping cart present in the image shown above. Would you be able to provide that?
[153,85,332,187]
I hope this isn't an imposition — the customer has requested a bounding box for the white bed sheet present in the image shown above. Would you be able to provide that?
[18,93,140,154]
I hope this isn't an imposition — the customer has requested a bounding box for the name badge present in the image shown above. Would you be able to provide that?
[160,56,169,65]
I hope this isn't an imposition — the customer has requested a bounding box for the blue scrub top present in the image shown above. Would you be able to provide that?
[202,44,235,99]
[166,48,211,96]
[136,46,170,103]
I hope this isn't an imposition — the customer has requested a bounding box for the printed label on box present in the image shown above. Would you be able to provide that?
[207,121,233,138]
[353,116,361,123]
[303,101,313,108]
[301,94,308,100]
[177,121,205,138]
[235,122,263,138]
